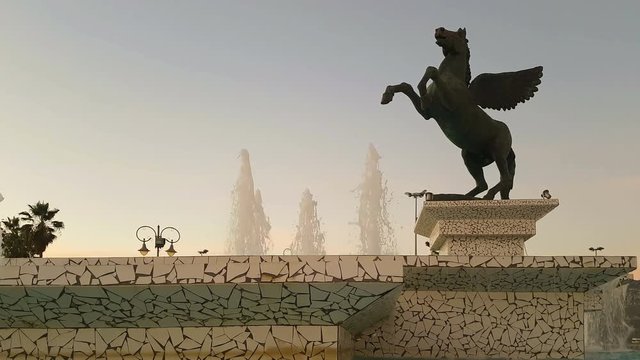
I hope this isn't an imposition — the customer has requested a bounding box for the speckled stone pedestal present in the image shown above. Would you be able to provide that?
[415,199,559,256]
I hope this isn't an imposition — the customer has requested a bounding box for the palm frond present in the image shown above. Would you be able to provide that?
[29,202,49,217]
[43,209,59,221]
[18,211,32,220]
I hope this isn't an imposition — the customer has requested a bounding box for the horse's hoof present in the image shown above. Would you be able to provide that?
[381,91,394,105]
[482,193,496,200]
[425,66,439,79]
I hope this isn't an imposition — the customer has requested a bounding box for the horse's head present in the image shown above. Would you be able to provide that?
[434,27,468,57]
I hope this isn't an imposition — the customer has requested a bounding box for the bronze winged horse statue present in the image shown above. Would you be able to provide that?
[381,27,542,200]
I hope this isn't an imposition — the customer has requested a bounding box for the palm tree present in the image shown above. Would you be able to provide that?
[19,202,64,257]
[1,216,34,258]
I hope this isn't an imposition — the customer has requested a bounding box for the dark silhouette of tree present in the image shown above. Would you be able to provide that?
[1,217,34,258]
[1,202,64,258]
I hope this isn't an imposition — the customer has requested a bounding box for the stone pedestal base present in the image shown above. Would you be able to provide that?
[355,290,585,360]
[415,199,559,256]
[439,237,525,256]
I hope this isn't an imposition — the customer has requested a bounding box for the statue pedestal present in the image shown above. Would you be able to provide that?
[350,197,637,359]
[415,199,559,256]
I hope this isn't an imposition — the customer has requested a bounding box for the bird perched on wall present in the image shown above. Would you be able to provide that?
[541,189,551,199]
[405,190,428,198]
[198,249,209,255]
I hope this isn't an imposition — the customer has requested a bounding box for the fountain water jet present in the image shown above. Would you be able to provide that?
[355,144,395,255]
[586,276,634,351]
[226,149,271,255]
[290,189,325,255]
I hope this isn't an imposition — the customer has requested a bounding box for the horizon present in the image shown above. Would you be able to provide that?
[0,1,638,278]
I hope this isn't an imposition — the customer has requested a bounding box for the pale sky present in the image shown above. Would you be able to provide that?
[0,1,638,275]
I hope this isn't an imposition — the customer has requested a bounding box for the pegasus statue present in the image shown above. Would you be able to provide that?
[381,27,543,200]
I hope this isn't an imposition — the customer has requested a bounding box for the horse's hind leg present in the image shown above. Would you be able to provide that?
[484,154,513,200]
[462,150,489,197]
[500,149,516,199]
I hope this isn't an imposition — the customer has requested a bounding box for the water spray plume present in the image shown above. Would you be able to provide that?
[290,189,326,255]
[355,144,395,255]
[226,149,271,255]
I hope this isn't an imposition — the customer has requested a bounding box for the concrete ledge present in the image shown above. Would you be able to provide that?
[0,255,633,286]
[0,255,405,286]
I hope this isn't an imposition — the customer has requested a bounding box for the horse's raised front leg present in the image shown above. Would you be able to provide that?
[381,82,431,119]
[409,66,438,116]
[419,66,459,111]
[417,66,438,96]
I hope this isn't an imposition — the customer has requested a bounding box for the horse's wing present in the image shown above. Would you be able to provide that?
[469,66,543,111]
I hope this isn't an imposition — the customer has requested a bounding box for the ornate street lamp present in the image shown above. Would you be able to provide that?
[588,246,604,256]
[405,190,430,256]
[136,225,181,257]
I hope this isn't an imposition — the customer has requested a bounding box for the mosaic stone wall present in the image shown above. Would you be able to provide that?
[355,290,585,360]
[0,255,634,360]
[404,256,636,292]
[0,255,405,286]
[584,289,603,312]
[0,326,343,359]
[0,255,633,287]
[0,282,397,329]
[342,286,402,335]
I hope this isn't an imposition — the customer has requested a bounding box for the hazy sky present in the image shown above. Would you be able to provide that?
[1,1,638,273]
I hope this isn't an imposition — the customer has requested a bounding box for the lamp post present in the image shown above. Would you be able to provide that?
[136,225,181,257]
[588,246,604,256]
[405,190,429,256]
